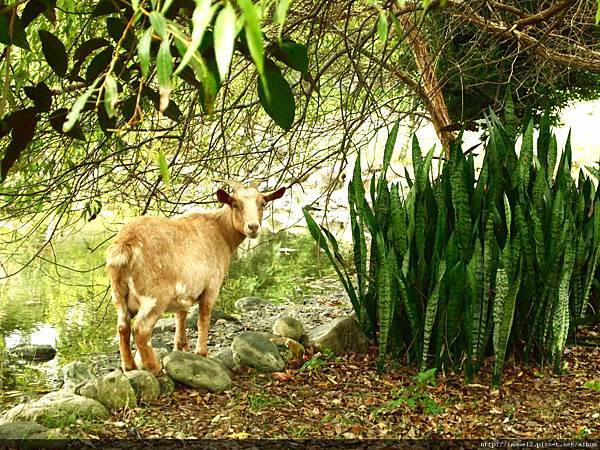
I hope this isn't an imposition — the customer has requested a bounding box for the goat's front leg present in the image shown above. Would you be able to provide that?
[174,310,189,351]
[195,288,219,356]
[134,303,164,376]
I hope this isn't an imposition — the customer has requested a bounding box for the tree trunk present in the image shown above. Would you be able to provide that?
[399,14,455,158]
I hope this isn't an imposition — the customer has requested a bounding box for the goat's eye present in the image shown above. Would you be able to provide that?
[233,203,242,210]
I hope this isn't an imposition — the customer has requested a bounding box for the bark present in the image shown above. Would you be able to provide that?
[398,14,455,158]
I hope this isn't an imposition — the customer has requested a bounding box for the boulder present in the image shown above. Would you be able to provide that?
[134,346,169,370]
[163,351,231,392]
[62,361,95,392]
[0,392,108,425]
[10,344,56,362]
[305,316,368,355]
[123,370,161,403]
[234,297,270,312]
[210,347,239,371]
[0,421,63,441]
[231,332,285,372]
[157,374,176,396]
[94,371,137,410]
[76,381,97,400]
[272,316,304,341]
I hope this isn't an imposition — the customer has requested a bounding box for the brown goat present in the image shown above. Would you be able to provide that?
[106,182,286,375]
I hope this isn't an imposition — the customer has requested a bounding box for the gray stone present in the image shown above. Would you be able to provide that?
[210,347,239,371]
[94,371,137,410]
[163,351,231,392]
[10,344,56,362]
[306,316,368,355]
[0,421,64,442]
[187,306,239,327]
[231,332,285,372]
[155,308,238,332]
[0,392,108,425]
[76,381,98,400]
[157,374,176,396]
[124,370,160,403]
[134,346,169,370]
[234,297,270,311]
[272,316,304,341]
[154,317,176,332]
[63,361,95,392]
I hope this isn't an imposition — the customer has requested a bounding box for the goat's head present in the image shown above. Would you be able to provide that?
[216,181,286,239]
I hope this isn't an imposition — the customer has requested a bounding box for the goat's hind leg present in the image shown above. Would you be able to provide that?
[134,300,164,375]
[115,301,136,371]
[174,310,189,351]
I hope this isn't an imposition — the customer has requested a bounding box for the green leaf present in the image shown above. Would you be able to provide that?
[239,0,264,75]
[24,82,52,112]
[104,74,118,118]
[149,11,168,39]
[157,38,173,112]
[85,46,113,84]
[277,40,308,74]
[377,10,388,42]
[138,27,153,79]
[0,13,30,50]
[214,4,237,80]
[274,0,291,34]
[63,79,99,133]
[157,149,170,186]
[106,17,136,49]
[257,61,295,131]
[596,0,600,25]
[174,0,213,75]
[39,30,68,77]
[49,108,86,140]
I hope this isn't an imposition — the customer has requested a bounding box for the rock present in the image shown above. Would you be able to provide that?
[10,344,56,362]
[76,381,97,400]
[231,332,285,372]
[157,374,176,396]
[268,335,305,361]
[94,371,137,410]
[210,347,239,371]
[62,361,95,392]
[163,351,232,392]
[272,316,304,341]
[0,421,64,442]
[187,306,239,327]
[155,308,239,332]
[154,317,176,332]
[234,297,270,311]
[123,370,160,403]
[134,346,169,370]
[0,392,108,425]
[306,316,368,355]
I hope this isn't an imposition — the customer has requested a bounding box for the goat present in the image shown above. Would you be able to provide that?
[106,182,286,375]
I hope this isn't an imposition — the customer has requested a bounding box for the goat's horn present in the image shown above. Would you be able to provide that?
[249,179,261,189]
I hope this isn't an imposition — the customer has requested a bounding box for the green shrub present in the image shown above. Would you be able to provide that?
[305,114,600,385]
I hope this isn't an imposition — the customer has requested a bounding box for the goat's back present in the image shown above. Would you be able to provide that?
[106,213,233,306]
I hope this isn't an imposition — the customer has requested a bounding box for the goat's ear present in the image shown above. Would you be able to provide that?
[263,187,286,203]
[217,189,233,205]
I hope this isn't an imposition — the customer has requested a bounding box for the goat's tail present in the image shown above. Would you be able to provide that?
[106,242,133,307]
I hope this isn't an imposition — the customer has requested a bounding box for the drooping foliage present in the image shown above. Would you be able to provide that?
[305,115,600,385]
[0,0,308,181]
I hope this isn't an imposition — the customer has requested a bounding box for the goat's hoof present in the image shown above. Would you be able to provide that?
[122,362,137,372]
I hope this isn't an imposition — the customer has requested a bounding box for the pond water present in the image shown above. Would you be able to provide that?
[0,226,334,407]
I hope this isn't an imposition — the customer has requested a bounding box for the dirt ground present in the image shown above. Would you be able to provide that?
[62,337,599,442]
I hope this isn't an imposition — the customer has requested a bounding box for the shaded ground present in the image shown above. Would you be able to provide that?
[61,335,599,440]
